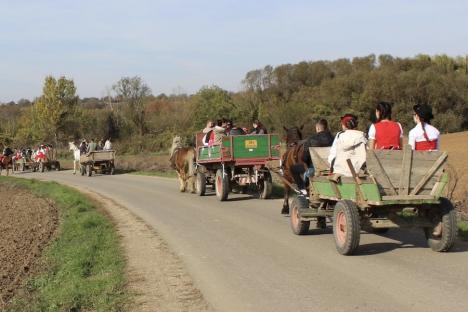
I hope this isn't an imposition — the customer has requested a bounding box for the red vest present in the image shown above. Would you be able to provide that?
[415,140,437,150]
[374,121,401,150]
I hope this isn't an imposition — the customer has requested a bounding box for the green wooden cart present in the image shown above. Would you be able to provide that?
[288,146,457,255]
[195,133,281,201]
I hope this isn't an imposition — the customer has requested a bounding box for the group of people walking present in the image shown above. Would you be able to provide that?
[78,138,112,155]
[291,102,440,194]
[201,119,268,146]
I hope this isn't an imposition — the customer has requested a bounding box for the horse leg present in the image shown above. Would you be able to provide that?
[73,160,77,174]
[281,183,290,214]
[177,172,186,192]
[189,175,196,193]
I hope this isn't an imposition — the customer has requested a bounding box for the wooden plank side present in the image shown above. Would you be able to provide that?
[309,147,330,172]
[382,195,435,200]
[398,147,413,195]
[410,152,448,196]
[366,150,397,195]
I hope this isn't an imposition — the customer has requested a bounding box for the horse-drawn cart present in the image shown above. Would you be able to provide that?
[195,134,281,201]
[14,157,36,172]
[34,148,60,172]
[80,150,115,177]
[286,146,456,255]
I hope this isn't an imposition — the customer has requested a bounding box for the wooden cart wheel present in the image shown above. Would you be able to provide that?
[55,161,61,171]
[290,196,310,235]
[424,198,457,252]
[333,200,361,255]
[215,169,229,201]
[87,164,92,177]
[258,170,273,199]
[196,172,206,196]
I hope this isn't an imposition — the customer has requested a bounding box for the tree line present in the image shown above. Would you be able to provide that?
[1,54,467,153]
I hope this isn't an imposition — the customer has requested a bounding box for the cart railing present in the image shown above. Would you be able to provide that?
[80,150,115,163]
[309,146,448,203]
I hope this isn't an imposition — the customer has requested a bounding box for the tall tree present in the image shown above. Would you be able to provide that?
[113,76,152,136]
[33,76,78,145]
[191,86,235,130]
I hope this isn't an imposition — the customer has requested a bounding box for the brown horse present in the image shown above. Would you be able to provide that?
[280,126,306,214]
[170,136,196,193]
[0,155,13,176]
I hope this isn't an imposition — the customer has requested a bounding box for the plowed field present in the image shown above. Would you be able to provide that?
[0,185,58,309]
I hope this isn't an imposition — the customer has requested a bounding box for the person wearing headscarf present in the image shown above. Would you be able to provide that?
[328,114,367,177]
[408,104,439,151]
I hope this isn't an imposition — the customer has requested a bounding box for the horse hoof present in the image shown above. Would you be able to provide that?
[281,207,289,215]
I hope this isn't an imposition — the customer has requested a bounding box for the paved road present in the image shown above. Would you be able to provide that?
[15,171,468,312]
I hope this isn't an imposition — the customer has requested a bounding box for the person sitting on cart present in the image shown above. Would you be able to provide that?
[368,102,403,150]
[87,139,98,153]
[97,139,104,151]
[104,138,113,150]
[304,119,334,177]
[409,104,439,151]
[328,114,367,177]
[291,119,333,192]
[2,146,13,157]
[249,119,268,135]
[202,120,215,146]
[209,119,227,146]
[79,140,88,155]
[228,120,246,136]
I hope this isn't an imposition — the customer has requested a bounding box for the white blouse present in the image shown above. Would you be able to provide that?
[408,123,440,150]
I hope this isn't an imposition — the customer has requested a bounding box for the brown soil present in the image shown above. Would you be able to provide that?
[0,185,58,310]
[440,131,468,218]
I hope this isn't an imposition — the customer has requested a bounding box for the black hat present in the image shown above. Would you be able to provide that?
[413,104,434,122]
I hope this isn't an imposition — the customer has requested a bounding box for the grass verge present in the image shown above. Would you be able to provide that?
[0,176,128,312]
[459,221,468,240]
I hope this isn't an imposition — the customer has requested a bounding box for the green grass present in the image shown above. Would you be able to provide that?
[1,177,128,312]
[458,221,468,237]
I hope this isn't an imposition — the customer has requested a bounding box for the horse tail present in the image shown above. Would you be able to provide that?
[187,148,196,177]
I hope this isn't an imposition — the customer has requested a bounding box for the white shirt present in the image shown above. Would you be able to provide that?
[368,121,403,140]
[408,123,439,150]
[103,140,112,150]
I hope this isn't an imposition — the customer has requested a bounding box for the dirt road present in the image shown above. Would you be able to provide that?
[16,171,468,312]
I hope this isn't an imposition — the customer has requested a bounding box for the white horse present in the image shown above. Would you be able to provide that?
[69,142,81,174]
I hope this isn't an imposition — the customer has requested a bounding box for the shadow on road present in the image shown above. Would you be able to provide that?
[356,229,468,255]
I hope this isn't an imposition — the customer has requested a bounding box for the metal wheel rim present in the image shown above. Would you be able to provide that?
[216,175,222,195]
[336,211,347,246]
[291,205,300,228]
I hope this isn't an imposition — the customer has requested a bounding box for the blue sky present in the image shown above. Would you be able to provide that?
[1,0,467,102]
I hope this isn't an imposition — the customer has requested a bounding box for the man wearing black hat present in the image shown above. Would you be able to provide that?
[408,104,440,151]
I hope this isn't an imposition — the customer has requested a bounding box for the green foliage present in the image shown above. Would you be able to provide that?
[113,76,152,136]
[190,85,236,130]
[1,177,127,312]
[2,54,468,151]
